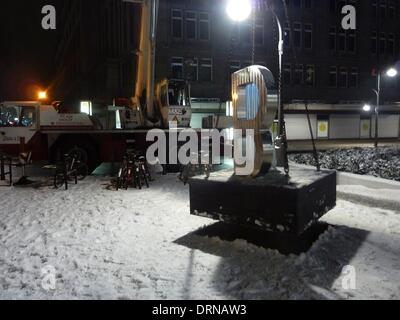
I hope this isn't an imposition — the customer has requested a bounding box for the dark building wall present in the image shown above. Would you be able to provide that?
[0,1,60,101]
[53,0,140,110]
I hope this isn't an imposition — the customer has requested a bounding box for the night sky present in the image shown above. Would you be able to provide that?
[0,1,61,100]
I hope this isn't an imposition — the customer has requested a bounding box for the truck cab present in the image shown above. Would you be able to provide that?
[156,79,192,128]
[0,101,40,155]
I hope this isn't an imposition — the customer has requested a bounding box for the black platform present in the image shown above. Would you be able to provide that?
[189,167,336,236]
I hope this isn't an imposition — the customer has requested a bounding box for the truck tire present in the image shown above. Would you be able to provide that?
[52,138,100,174]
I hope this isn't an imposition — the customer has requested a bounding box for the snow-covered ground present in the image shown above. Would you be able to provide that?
[0,172,400,300]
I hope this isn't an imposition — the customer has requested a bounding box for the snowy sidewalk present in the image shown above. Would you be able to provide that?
[0,175,399,300]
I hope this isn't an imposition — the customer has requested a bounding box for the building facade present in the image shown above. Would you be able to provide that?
[53,0,400,138]
[157,0,400,104]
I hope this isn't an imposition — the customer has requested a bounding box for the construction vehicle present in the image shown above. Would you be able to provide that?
[0,0,191,171]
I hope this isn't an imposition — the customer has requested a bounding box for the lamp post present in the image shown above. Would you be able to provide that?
[373,67,398,148]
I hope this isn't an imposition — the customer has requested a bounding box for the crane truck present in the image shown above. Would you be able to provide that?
[0,0,191,171]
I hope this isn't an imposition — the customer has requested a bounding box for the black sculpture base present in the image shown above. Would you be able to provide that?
[189,167,336,236]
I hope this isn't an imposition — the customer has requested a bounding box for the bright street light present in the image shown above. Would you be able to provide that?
[386,68,398,78]
[226,0,252,22]
[38,91,47,100]
[363,104,371,112]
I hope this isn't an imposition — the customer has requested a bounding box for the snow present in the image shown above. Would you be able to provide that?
[0,173,400,300]
[289,147,400,182]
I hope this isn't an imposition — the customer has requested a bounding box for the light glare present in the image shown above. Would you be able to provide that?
[226,0,252,22]
[386,68,398,78]
[38,91,47,100]
[363,104,371,112]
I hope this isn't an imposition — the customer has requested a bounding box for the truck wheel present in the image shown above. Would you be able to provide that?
[54,141,100,174]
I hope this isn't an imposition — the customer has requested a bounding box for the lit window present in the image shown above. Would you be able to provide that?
[80,101,92,116]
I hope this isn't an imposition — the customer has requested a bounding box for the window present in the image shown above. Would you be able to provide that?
[240,23,252,44]
[305,65,315,86]
[293,23,301,48]
[80,101,92,116]
[338,30,346,51]
[380,0,387,20]
[186,58,198,81]
[186,11,197,40]
[379,33,386,55]
[347,30,356,53]
[304,24,313,49]
[339,67,348,88]
[171,9,183,39]
[293,0,301,7]
[371,32,377,54]
[294,65,303,85]
[230,61,241,73]
[329,26,336,50]
[388,1,395,19]
[388,33,395,55]
[199,58,212,81]
[199,12,210,41]
[349,68,358,88]
[283,64,292,84]
[372,0,377,18]
[329,67,337,87]
[0,105,36,127]
[171,57,184,79]
[255,21,264,45]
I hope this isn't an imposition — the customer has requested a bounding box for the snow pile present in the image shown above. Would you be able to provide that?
[289,147,400,181]
[0,174,400,300]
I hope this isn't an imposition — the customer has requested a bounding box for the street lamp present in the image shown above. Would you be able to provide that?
[386,68,398,78]
[363,104,371,112]
[372,66,398,148]
[38,91,47,101]
[226,0,252,22]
